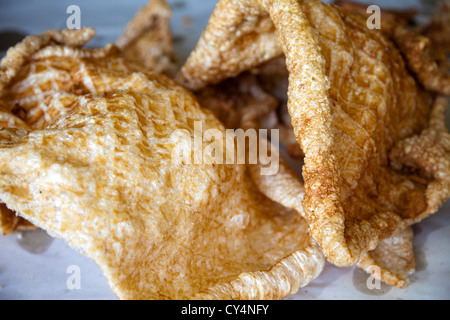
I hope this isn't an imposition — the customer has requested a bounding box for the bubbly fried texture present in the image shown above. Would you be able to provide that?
[178,0,450,267]
[333,0,418,36]
[390,96,450,215]
[194,52,421,288]
[195,71,278,130]
[0,28,98,235]
[0,110,28,129]
[358,227,416,288]
[116,0,177,76]
[193,54,420,289]
[0,30,324,300]
[391,1,450,96]
[195,56,303,159]
[0,202,35,235]
[176,0,282,90]
[394,27,450,96]
[423,0,450,63]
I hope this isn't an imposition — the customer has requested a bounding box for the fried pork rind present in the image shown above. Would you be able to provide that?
[333,0,418,36]
[196,55,303,160]
[390,96,450,214]
[195,71,278,130]
[390,1,450,96]
[178,0,450,267]
[358,227,416,288]
[394,27,450,96]
[0,28,99,234]
[116,0,177,76]
[176,0,282,90]
[422,0,450,67]
[194,52,418,288]
[0,202,35,236]
[0,30,324,300]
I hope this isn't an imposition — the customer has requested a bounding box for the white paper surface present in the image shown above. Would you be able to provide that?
[0,0,448,300]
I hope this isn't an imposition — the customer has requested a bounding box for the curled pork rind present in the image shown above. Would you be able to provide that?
[116,0,177,76]
[178,0,450,267]
[0,29,324,300]
[358,227,416,288]
[193,51,419,288]
[0,28,99,234]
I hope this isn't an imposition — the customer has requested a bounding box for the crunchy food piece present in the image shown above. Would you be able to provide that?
[334,1,447,285]
[358,227,416,288]
[0,28,101,129]
[0,28,99,234]
[251,56,303,159]
[392,2,450,95]
[390,96,450,215]
[0,203,35,236]
[423,0,450,63]
[195,57,416,289]
[394,26,450,96]
[0,28,98,234]
[333,0,418,35]
[195,72,278,130]
[0,110,28,129]
[196,56,303,160]
[0,111,31,235]
[0,30,324,300]
[116,0,177,76]
[176,0,282,90]
[178,0,450,267]
[0,28,95,93]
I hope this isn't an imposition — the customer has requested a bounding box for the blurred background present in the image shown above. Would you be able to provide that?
[0,0,439,61]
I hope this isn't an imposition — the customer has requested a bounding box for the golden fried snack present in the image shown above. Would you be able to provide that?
[196,72,278,130]
[358,227,416,288]
[390,96,450,213]
[194,53,420,289]
[394,27,450,96]
[0,109,30,235]
[0,203,35,235]
[178,0,450,267]
[196,56,303,159]
[0,30,324,300]
[0,110,28,129]
[116,0,177,76]
[423,0,450,62]
[0,116,33,235]
[333,0,417,35]
[0,28,101,234]
[333,1,450,96]
[251,56,303,159]
[391,1,450,96]
[0,27,102,129]
[176,0,281,90]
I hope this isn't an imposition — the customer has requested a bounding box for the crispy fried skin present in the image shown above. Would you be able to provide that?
[333,0,418,36]
[358,227,416,288]
[0,28,98,235]
[196,56,303,159]
[178,0,449,267]
[423,1,450,63]
[394,27,450,96]
[116,0,177,76]
[0,30,324,300]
